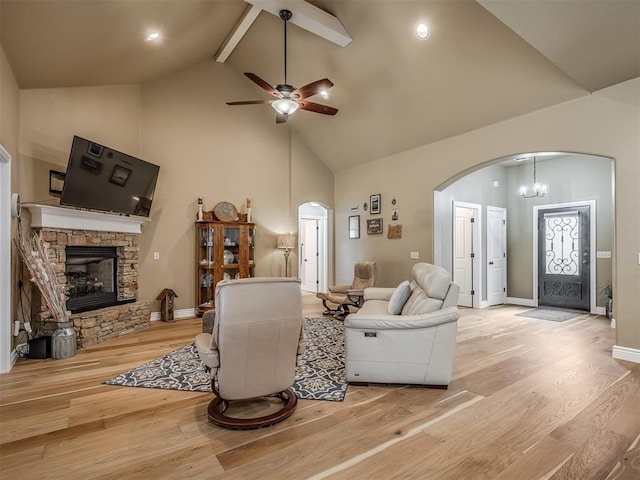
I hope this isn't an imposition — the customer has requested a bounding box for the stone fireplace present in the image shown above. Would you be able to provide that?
[25,204,151,348]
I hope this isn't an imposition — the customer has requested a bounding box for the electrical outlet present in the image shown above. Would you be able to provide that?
[410,251,419,259]
[153,252,160,260]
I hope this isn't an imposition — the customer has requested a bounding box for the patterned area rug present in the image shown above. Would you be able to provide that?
[515,308,581,322]
[104,317,347,401]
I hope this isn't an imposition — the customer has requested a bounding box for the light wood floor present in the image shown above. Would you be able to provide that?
[1,296,639,480]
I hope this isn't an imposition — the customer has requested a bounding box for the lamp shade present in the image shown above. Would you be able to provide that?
[271,98,299,115]
[277,234,296,250]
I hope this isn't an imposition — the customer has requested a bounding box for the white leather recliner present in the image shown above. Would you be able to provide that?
[344,263,460,387]
[195,277,306,429]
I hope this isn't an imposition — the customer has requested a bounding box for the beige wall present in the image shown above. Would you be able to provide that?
[1,46,20,352]
[335,79,639,350]
[14,60,334,315]
[139,60,333,310]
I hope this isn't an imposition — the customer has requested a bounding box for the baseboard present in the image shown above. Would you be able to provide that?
[150,308,196,322]
[611,318,616,329]
[612,345,640,364]
[594,306,605,316]
[506,297,536,307]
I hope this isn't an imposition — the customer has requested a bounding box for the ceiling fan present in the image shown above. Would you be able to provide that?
[226,9,338,124]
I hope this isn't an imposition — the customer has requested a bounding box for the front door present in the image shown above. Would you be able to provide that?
[538,206,590,310]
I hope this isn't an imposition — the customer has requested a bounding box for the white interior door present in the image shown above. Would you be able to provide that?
[454,206,475,307]
[487,206,507,306]
[300,218,319,292]
[1,144,12,373]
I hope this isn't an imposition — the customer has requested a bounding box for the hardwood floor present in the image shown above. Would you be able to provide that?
[1,296,639,479]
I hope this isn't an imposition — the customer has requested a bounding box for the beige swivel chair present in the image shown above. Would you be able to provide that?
[195,277,306,430]
[317,261,377,318]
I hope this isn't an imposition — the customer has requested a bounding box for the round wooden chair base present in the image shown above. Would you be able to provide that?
[207,388,298,430]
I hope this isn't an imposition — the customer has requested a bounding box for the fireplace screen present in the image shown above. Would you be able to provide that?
[66,246,118,312]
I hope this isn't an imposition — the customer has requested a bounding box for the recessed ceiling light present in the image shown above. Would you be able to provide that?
[415,23,430,40]
[320,90,329,99]
[145,32,161,42]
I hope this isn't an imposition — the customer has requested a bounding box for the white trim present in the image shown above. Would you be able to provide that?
[0,144,12,373]
[245,0,352,47]
[24,203,149,234]
[215,5,262,63]
[150,308,196,322]
[532,200,597,313]
[594,306,605,316]
[507,297,537,307]
[612,345,640,364]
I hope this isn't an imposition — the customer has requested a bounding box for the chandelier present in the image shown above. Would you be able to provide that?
[519,156,547,198]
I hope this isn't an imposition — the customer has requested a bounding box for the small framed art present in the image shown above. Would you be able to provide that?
[109,165,132,186]
[370,194,381,214]
[367,218,383,235]
[349,215,360,239]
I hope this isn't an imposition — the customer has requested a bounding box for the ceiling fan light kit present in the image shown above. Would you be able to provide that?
[226,9,338,123]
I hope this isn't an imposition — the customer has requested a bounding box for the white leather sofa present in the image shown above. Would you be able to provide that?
[345,263,460,387]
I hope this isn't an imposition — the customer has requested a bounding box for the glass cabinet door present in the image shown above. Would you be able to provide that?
[222,225,241,281]
[197,225,215,311]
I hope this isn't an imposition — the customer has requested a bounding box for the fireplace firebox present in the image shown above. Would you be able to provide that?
[65,246,124,313]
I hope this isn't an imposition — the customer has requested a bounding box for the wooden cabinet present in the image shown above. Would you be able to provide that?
[195,221,255,316]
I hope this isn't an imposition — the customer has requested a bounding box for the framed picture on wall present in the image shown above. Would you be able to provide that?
[349,215,360,239]
[370,194,381,214]
[367,218,383,235]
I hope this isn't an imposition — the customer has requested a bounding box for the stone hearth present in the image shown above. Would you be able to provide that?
[25,204,151,349]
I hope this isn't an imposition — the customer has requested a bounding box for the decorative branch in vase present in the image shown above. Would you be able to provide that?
[15,232,76,358]
[15,232,69,322]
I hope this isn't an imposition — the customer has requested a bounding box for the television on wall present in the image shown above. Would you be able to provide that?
[60,136,160,217]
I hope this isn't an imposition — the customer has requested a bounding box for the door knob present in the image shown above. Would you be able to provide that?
[489,261,494,265]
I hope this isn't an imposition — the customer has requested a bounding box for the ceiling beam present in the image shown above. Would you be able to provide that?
[245,0,352,47]
[215,5,262,63]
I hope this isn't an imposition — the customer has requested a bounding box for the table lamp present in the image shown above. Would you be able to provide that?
[277,233,296,277]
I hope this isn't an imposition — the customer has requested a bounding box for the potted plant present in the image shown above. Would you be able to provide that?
[601,284,613,319]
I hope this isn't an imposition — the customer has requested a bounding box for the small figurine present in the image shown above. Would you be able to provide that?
[197,198,204,222]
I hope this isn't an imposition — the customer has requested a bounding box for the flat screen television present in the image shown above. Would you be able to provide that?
[60,136,160,217]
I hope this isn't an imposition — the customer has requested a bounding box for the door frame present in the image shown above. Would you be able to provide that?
[297,209,328,294]
[532,200,596,313]
[453,201,482,309]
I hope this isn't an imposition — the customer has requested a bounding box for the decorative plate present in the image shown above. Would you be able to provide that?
[224,272,231,281]
[213,201,238,222]
[223,249,234,265]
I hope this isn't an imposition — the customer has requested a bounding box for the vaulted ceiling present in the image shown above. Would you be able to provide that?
[2,0,638,172]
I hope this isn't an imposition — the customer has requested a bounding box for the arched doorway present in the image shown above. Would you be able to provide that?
[298,202,328,294]
[434,152,614,315]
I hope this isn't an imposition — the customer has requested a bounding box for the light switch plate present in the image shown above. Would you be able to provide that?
[596,251,612,258]
[410,251,419,259]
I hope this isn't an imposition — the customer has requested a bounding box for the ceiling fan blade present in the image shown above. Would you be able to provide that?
[244,73,282,98]
[226,100,272,105]
[276,113,288,124]
[291,79,334,100]
[299,101,338,115]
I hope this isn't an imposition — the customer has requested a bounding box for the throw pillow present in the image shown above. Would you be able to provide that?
[387,280,412,315]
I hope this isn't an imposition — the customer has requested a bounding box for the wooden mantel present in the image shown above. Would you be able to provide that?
[24,204,149,234]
